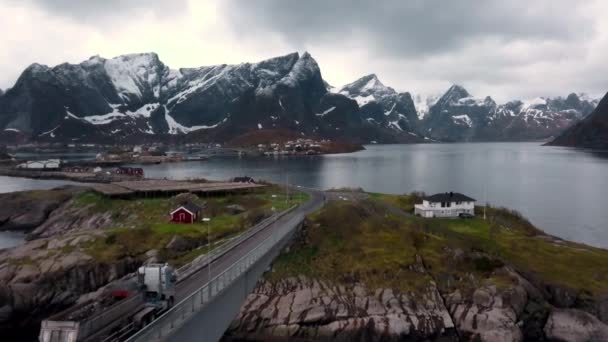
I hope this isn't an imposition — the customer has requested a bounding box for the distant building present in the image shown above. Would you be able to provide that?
[63,166,91,173]
[414,192,476,218]
[170,202,202,224]
[232,176,255,183]
[115,167,144,177]
[16,159,61,170]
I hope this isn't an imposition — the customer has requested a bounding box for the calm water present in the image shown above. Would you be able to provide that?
[139,143,608,248]
[0,176,83,193]
[1,143,608,248]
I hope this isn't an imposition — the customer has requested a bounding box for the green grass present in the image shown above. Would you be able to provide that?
[63,186,310,266]
[270,195,608,297]
[369,192,422,213]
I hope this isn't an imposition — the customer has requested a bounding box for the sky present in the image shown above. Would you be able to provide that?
[1,0,607,102]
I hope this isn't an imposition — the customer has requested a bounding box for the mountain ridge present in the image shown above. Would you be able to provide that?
[546,92,608,149]
[0,52,600,145]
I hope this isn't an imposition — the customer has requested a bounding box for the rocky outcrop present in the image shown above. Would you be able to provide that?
[27,196,114,239]
[228,267,608,341]
[0,234,138,339]
[544,308,608,341]
[227,277,457,341]
[0,188,78,231]
[446,286,526,341]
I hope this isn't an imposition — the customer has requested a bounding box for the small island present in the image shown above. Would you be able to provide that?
[0,188,607,341]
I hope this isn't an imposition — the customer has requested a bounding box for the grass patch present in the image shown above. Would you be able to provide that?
[69,186,310,266]
[270,195,608,297]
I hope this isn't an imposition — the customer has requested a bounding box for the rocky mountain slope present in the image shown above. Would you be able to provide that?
[338,74,420,138]
[0,52,598,145]
[0,186,298,340]
[0,53,420,145]
[226,195,608,341]
[337,77,598,142]
[546,92,608,149]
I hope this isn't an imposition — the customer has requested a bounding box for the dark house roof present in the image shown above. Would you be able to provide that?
[424,192,476,203]
[182,202,202,214]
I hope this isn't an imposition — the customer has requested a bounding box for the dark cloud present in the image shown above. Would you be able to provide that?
[221,0,592,58]
[16,0,188,22]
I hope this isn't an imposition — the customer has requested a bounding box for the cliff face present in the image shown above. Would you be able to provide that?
[0,236,139,340]
[226,197,608,341]
[547,92,608,149]
[229,278,457,341]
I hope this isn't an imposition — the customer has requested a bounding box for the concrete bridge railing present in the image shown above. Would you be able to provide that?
[125,211,305,342]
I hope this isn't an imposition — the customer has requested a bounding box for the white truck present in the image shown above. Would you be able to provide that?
[39,264,176,342]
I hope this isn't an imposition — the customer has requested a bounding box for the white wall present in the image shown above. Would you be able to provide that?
[417,200,475,217]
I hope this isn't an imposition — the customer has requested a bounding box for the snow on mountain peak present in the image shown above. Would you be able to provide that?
[522,97,547,109]
[103,53,165,102]
[339,74,395,98]
[413,93,440,119]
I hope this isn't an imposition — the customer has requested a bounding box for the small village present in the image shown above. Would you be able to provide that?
[257,138,330,156]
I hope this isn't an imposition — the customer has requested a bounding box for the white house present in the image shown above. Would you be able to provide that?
[414,192,476,218]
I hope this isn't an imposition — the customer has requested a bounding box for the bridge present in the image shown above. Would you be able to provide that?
[121,187,326,342]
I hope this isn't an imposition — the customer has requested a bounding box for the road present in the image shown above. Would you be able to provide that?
[174,187,326,301]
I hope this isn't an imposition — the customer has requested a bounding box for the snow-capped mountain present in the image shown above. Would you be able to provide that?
[0,52,599,144]
[338,74,421,140]
[0,52,419,144]
[420,85,598,142]
[337,76,598,142]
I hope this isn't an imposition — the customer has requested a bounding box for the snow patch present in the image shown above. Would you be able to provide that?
[104,54,161,100]
[388,121,403,131]
[522,97,547,109]
[384,103,396,116]
[3,128,20,132]
[413,93,439,120]
[80,103,159,125]
[455,96,487,106]
[452,114,473,127]
[258,123,263,129]
[354,95,375,106]
[165,110,226,134]
[39,125,60,137]
[316,106,336,117]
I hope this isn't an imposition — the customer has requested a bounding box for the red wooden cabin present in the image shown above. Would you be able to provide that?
[170,202,202,224]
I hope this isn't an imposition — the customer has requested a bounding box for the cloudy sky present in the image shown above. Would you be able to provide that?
[1,0,606,102]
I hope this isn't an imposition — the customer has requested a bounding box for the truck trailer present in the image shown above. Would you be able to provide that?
[39,264,176,342]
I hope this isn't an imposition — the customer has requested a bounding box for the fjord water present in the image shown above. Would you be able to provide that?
[1,143,607,248]
[141,143,608,248]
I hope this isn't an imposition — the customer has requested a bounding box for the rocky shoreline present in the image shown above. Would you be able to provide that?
[225,198,608,342]
[1,188,608,341]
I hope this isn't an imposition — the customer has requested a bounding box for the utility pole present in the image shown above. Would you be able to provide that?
[483,182,487,220]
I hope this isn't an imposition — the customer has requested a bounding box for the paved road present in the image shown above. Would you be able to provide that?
[175,187,326,300]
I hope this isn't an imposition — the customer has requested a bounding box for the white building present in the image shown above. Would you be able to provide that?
[16,159,61,170]
[414,192,476,218]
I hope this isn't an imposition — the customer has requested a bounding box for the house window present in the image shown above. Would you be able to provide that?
[441,202,446,208]
[447,202,452,207]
